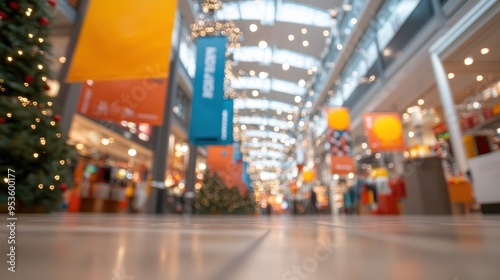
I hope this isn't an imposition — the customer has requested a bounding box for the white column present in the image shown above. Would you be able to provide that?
[430,53,468,174]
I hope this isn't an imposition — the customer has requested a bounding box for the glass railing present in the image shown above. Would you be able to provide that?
[309,0,435,136]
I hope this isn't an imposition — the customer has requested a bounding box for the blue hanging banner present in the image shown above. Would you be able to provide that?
[189,36,228,145]
[218,98,234,145]
[242,162,252,192]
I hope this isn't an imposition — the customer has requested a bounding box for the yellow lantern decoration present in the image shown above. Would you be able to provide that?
[327,107,350,131]
[302,170,315,183]
[373,115,402,142]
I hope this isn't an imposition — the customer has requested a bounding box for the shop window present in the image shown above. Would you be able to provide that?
[173,87,191,126]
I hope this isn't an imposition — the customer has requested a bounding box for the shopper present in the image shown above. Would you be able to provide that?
[310,189,318,215]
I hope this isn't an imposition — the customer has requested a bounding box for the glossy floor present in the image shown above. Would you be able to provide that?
[1,214,500,280]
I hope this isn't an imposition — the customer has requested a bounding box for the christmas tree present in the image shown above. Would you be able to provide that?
[0,0,74,212]
[194,171,256,215]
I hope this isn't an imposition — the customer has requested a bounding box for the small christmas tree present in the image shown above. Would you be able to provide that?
[194,171,256,215]
[0,0,74,212]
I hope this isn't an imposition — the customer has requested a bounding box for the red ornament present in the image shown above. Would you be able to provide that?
[38,16,49,26]
[0,117,5,124]
[48,0,57,7]
[60,183,68,192]
[8,2,20,11]
[53,114,61,122]
[0,12,8,20]
[24,75,33,83]
[44,83,51,91]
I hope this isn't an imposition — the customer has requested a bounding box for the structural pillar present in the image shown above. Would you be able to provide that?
[54,0,90,138]
[147,38,181,214]
[183,143,197,214]
[430,53,468,174]
[428,0,497,174]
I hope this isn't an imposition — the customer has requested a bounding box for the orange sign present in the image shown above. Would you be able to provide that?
[67,0,177,82]
[77,79,167,125]
[331,156,356,175]
[363,113,405,151]
[207,146,246,192]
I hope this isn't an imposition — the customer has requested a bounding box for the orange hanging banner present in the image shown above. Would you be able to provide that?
[207,146,245,191]
[67,0,177,82]
[363,113,406,152]
[325,107,355,175]
[77,79,167,125]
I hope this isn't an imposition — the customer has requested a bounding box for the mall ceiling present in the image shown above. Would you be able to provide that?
[187,0,354,187]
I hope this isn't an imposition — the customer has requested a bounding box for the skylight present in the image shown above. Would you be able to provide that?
[215,0,334,28]
[232,47,320,70]
[238,116,289,130]
[234,99,295,113]
[231,78,307,96]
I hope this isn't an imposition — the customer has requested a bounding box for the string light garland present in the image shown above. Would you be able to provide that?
[1,0,73,212]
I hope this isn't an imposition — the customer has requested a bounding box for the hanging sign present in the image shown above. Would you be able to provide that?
[189,36,230,145]
[363,113,405,152]
[326,107,355,175]
[77,79,167,125]
[67,0,177,82]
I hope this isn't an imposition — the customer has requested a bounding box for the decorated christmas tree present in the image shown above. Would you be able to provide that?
[194,171,256,215]
[0,0,74,212]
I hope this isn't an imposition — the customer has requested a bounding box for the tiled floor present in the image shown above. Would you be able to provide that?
[1,214,500,280]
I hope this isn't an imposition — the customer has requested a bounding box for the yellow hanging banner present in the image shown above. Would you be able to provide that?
[67,0,177,82]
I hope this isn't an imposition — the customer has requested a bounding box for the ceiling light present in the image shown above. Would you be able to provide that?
[434,118,440,123]
[288,34,294,41]
[464,57,474,65]
[258,40,267,49]
[302,40,309,47]
[333,174,340,180]
[288,121,294,128]
[249,70,255,76]
[343,4,352,11]
[407,107,414,114]
[350,18,357,25]
[476,75,483,82]
[403,113,409,120]
[287,114,293,120]
[295,96,301,103]
[128,148,137,157]
[59,57,66,63]
[299,121,304,127]
[312,66,318,72]
[252,90,259,97]
[249,24,258,32]
[241,125,247,130]
[277,109,282,115]
[307,69,313,75]
[418,99,425,106]
[301,28,307,34]
[361,143,367,149]
[496,128,500,134]
[260,125,265,130]
[101,138,110,146]
[383,49,392,56]
[447,73,455,79]
[298,79,306,87]
[481,48,489,55]
[408,131,415,138]
[337,44,343,50]
[282,63,290,71]
[259,72,269,79]
[323,30,330,37]
[274,127,279,132]
[472,102,481,109]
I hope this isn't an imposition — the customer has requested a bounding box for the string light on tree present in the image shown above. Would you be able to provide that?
[0,0,74,212]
